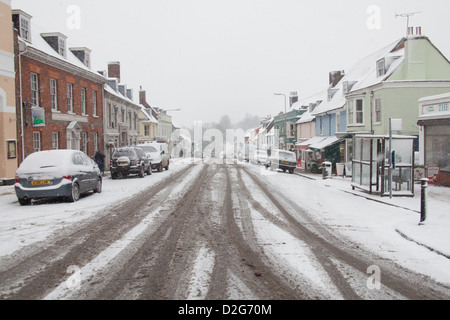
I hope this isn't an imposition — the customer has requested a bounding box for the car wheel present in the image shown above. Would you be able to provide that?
[111,172,117,180]
[158,163,163,172]
[94,178,102,193]
[165,162,169,171]
[18,198,31,206]
[147,164,152,175]
[139,166,145,178]
[69,183,80,202]
[289,169,294,174]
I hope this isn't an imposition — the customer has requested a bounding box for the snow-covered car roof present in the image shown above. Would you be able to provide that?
[17,150,85,173]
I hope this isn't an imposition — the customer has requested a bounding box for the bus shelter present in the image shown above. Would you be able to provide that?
[351,134,415,197]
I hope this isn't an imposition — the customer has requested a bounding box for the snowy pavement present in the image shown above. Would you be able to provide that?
[294,170,450,260]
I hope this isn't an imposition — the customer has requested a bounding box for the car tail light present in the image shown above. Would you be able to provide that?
[136,159,141,165]
[63,176,72,181]
[15,174,19,184]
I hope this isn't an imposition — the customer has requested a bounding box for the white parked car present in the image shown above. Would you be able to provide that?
[251,150,269,165]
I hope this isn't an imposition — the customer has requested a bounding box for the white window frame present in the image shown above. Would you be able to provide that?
[58,38,66,57]
[67,83,73,113]
[355,99,364,124]
[31,73,39,106]
[377,59,386,77]
[92,91,97,116]
[33,132,41,152]
[50,79,58,111]
[336,112,341,132]
[85,52,91,68]
[81,88,87,115]
[82,132,88,153]
[20,17,31,42]
[52,132,59,149]
[347,98,364,126]
[374,98,382,124]
[94,132,98,152]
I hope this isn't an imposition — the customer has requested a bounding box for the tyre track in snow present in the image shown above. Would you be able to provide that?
[238,164,450,300]
[205,165,302,300]
[84,163,218,299]
[234,165,359,299]
[89,162,300,299]
[0,164,196,300]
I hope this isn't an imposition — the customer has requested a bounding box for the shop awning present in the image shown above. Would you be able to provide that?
[309,136,342,152]
[295,136,327,149]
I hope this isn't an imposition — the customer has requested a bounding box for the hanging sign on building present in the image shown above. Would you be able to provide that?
[32,107,46,127]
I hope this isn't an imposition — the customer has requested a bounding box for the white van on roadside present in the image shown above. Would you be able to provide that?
[136,141,170,172]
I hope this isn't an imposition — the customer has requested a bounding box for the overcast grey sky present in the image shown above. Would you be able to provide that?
[11,0,450,128]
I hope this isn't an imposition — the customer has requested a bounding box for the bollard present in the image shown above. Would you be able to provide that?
[419,178,429,225]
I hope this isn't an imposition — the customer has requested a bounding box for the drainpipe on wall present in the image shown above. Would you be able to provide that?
[370,91,374,134]
[18,41,28,163]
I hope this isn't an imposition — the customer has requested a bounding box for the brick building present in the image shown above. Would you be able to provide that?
[101,61,143,170]
[12,9,106,163]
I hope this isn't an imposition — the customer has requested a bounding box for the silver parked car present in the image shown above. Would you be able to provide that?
[15,150,102,205]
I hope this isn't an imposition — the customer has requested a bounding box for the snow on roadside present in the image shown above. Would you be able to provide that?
[0,159,191,258]
[245,165,450,285]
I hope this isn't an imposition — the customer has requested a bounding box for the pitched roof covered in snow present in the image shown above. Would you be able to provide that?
[312,38,406,116]
[15,11,106,84]
[293,91,327,124]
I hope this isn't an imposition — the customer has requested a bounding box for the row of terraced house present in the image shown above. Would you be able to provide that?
[248,27,450,188]
[0,3,174,184]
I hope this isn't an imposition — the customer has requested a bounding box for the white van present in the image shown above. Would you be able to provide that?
[137,142,170,172]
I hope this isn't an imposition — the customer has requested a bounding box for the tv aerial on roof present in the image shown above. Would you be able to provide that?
[395,11,423,36]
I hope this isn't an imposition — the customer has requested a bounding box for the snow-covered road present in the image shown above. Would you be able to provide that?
[0,159,449,300]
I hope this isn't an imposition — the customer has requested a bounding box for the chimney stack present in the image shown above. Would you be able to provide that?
[329,70,345,87]
[108,61,121,83]
[139,87,146,105]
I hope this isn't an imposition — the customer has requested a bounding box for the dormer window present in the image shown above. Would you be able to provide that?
[70,47,92,68]
[343,81,357,94]
[12,10,32,42]
[58,38,66,56]
[41,32,68,58]
[327,88,338,101]
[20,17,30,41]
[377,59,386,77]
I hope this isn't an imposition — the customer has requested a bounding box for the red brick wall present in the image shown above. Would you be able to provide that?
[17,54,104,162]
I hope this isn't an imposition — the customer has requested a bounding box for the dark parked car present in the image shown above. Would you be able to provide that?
[15,150,102,205]
[110,147,151,179]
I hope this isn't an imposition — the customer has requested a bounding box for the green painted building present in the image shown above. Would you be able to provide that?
[344,36,450,147]
[274,109,306,151]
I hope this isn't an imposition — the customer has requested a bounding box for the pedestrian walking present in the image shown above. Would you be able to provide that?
[94,150,105,176]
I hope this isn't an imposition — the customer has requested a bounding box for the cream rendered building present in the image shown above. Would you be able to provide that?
[0,0,17,183]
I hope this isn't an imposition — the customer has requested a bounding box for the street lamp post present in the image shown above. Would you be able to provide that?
[274,93,287,150]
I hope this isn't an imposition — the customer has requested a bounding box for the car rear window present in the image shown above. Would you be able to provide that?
[139,146,158,153]
[113,149,136,157]
[279,151,296,161]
